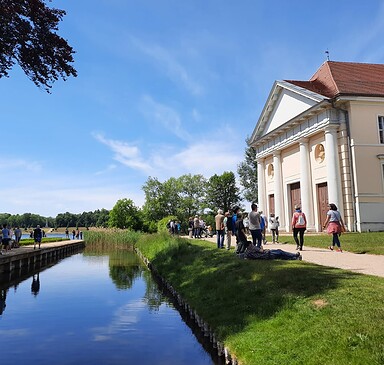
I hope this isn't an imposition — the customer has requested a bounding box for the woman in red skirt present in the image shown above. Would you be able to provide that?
[323,203,346,252]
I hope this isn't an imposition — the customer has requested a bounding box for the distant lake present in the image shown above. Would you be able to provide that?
[0,246,220,365]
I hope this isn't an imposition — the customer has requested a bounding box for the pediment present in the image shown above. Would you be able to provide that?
[250,81,326,144]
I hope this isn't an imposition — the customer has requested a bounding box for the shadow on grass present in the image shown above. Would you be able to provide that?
[150,239,359,339]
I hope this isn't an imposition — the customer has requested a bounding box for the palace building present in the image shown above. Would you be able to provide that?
[249,61,384,232]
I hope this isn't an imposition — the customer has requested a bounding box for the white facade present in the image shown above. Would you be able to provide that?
[250,78,384,232]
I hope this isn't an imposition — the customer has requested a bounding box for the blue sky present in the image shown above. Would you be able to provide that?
[1,0,384,217]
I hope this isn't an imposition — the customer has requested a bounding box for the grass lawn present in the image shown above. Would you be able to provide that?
[135,233,384,365]
[268,231,384,255]
[18,237,67,246]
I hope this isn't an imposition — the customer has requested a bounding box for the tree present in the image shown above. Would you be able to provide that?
[177,174,206,219]
[142,176,180,222]
[237,138,258,202]
[205,171,241,213]
[108,198,143,231]
[0,0,77,91]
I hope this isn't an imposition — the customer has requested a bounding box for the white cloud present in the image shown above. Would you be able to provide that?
[92,132,153,174]
[130,36,203,95]
[0,158,42,174]
[94,164,117,176]
[140,95,191,141]
[91,299,146,342]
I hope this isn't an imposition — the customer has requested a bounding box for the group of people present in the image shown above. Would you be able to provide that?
[212,205,302,261]
[0,224,44,254]
[64,228,83,240]
[291,203,345,252]
[211,201,346,260]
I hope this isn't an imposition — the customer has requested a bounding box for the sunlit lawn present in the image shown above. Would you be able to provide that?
[135,233,384,365]
[274,231,384,255]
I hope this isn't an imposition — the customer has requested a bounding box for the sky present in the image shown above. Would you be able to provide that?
[1,0,384,218]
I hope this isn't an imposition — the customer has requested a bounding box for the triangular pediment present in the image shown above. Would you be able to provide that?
[250,81,326,144]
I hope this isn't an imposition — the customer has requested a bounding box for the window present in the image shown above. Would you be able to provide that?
[379,116,384,144]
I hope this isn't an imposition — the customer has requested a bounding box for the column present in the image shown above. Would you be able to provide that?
[257,158,266,211]
[299,138,314,230]
[324,125,342,211]
[273,151,284,227]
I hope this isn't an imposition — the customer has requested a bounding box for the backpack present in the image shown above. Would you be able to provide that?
[260,216,265,229]
[297,213,305,226]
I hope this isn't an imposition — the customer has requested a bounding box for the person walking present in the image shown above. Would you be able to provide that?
[249,203,262,248]
[215,209,225,249]
[259,211,268,245]
[269,213,279,243]
[33,225,43,250]
[193,215,200,239]
[14,226,22,245]
[223,211,232,250]
[291,205,307,251]
[323,203,345,252]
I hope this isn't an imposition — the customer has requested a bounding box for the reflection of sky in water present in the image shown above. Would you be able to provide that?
[0,252,215,365]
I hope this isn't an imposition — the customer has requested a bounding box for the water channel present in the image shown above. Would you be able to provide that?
[0,245,223,365]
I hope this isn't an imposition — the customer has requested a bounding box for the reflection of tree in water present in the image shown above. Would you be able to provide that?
[141,270,167,311]
[87,245,168,310]
[108,250,142,290]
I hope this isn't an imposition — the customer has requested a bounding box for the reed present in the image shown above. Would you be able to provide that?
[83,228,141,248]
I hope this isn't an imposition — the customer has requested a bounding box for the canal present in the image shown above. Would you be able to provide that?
[0,245,222,365]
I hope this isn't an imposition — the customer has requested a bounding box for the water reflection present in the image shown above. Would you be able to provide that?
[0,243,219,364]
[31,273,40,296]
[0,288,6,315]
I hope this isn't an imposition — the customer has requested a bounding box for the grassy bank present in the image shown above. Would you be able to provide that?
[267,231,384,255]
[135,233,384,365]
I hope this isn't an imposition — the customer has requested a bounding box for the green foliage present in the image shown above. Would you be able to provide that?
[157,215,178,233]
[205,171,241,212]
[0,0,77,92]
[108,198,143,230]
[237,138,258,202]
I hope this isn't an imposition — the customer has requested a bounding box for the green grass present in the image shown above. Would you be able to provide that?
[135,233,384,365]
[272,231,384,255]
[19,237,66,245]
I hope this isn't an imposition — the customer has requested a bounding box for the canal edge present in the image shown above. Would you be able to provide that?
[134,246,238,365]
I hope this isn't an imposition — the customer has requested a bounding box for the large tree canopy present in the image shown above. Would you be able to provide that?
[205,171,241,213]
[0,0,77,91]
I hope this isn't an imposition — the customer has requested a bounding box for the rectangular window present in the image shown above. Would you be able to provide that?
[379,116,384,144]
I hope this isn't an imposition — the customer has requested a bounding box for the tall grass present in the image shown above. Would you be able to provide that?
[83,228,141,248]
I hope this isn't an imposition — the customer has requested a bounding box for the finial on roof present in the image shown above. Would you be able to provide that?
[325,49,330,61]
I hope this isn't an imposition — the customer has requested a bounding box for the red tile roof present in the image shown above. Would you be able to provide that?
[285,61,384,98]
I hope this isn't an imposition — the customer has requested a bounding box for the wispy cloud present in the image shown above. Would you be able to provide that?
[92,132,153,174]
[94,164,117,176]
[140,95,191,141]
[0,158,42,174]
[130,36,203,95]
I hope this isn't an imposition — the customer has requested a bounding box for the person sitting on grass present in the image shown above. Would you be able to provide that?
[244,243,302,260]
